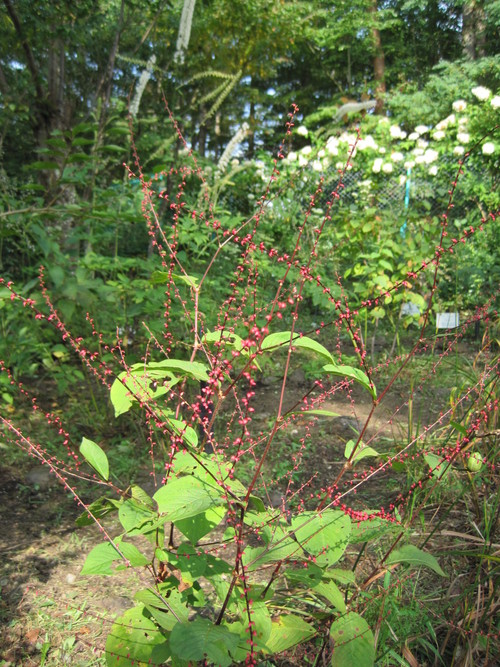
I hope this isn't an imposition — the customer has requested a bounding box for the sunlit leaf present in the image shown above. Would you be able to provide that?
[261,331,334,364]
[386,544,447,577]
[330,612,375,667]
[80,437,109,480]
[322,363,376,398]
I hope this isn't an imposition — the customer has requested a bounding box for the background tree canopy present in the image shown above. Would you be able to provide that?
[0,0,498,362]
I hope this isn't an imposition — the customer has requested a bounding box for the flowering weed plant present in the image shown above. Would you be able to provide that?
[1,100,499,666]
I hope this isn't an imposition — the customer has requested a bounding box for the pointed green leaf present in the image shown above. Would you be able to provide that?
[153,476,223,521]
[262,331,334,364]
[81,541,149,576]
[386,544,447,577]
[118,498,157,536]
[424,453,450,479]
[175,505,226,544]
[80,437,109,480]
[169,618,240,666]
[344,440,380,464]
[314,580,346,613]
[265,614,315,654]
[450,420,467,436]
[105,606,170,667]
[322,363,376,398]
[75,496,121,527]
[330,612,375,667]
[291,510,351,566]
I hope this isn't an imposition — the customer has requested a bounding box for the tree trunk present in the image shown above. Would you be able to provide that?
[369,0,386,114]
[462,1,486,60]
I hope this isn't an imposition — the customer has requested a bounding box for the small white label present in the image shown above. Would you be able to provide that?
[436,312,459,329]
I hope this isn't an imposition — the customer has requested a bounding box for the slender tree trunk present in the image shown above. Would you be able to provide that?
[369,0,386,114]
[462,1,486,60]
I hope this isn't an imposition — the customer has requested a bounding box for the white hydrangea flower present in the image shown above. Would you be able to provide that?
[415,155,426,164]
[491,95,500,109]
[317,149,325,158]
[391,151,404,162]
[408,132,420,141]
[452,100,467,112]
[457,132,470,143]
[428,166,438,176]
[400,131,407,139]
[296,125,309,136]
[326,137,339,155]
[379,147,386,154]
[404,160,415,169]
[424,149,439,164]
[322,157,331,169]
[417,139,428,149]
[287,151,297,162]
[415,125,428,134]
[390,125,402,138]
[382,162,393,173]
[372,157,383,173]
[312,160,323,172]
[453,145,465,156]
[471,86,491,101]
[413,148,425,156]
[301,145,312,155]
[359,179,372,189]
[433,130,446,140]
[399,175,407,185]
[436,114,455,131]
[298,154,308,167]
[365,135,378,149]
[335,161,345,170]
[482,142,495,155]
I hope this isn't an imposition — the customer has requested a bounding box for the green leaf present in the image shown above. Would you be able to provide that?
[450,420,467,436]
[284,563,324,587]
[330,612,375,667]
[344,440,380,464]
[349,516,394,543]
[28,161,60,170]
[244,523,301,566]
[169,618,240,667]
[322,569,356,586]
[386,544,447,577]
[110,366,179,417]
[262,331,334,364]
[110,359,208,417]
[118,499,158,538]
[294,409,340,418]
[81,541,149,576]
[75,496,121,527]
[291,510,351,566]
[80,437,109,481]
[175,505,226,544]
[314,580,346,613]
[105,606,170,667]
[322,364,376,399]
[134,585,189,631]
[157,544,232,584]
[130,485,155,509]
[265,614,315,654]
[153,476,223,521]
[424,453,450,479]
